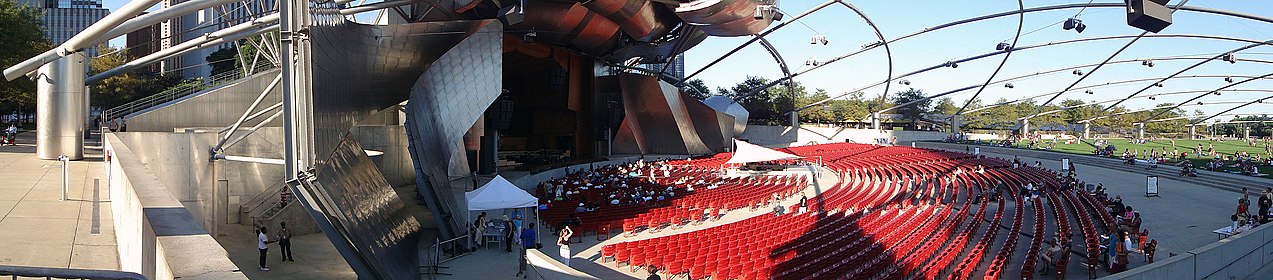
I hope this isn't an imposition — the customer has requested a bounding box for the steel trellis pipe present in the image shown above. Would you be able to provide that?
[1139,71,1273,122]
[953,0,1024,117]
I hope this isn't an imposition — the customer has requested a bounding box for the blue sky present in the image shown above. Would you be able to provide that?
[98,0,1273,120]
[678,0,1273,120]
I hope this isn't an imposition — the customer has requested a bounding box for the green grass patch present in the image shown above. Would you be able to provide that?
[968,138,1273,179]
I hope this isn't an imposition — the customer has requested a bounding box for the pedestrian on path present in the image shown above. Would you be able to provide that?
[278,222,294,262]
[258,226,277,271]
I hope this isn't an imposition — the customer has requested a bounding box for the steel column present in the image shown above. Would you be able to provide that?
[36,53,86,160]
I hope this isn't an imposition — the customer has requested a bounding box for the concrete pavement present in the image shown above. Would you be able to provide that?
[0,132,118,271]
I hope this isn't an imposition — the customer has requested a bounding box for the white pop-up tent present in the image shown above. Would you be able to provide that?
[466,175,537,210]
[464,175,541,248]
[726,139,801,164]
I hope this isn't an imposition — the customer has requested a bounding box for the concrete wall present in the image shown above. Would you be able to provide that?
[105,133,246,280]
[1101,223,1273,280]
[525,249,599,280]
[124,69,281,132]
[738,125,949,148]
[351,125,415,187]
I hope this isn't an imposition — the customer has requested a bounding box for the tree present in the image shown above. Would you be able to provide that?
[723,76,782,125]
[890,88,929,129]
[933,97,958,116]
[681,78,710,100]
[798,88,835,123]
[0,0,52,123]
[206,47,238,77]
[91,44,185,110]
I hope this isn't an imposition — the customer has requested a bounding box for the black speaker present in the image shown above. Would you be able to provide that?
[478,135,497,175]
[1126,0,1172,33]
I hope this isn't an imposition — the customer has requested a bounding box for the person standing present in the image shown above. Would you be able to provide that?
[258,226,277,271]
[278,222,294,262]
[557,226,573,266]
[1258,187,1272,223]
[798,194,808,214]
[521,223,538,249]
[504,215,516,252]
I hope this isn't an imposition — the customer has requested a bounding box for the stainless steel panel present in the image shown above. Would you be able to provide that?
[307,13,497,162]
[672,0,776,36]
[702,95,749,134]
[402,22,503,240]
[510,1,622,56]
[302,136,422,280]
[681,92,728,152]
[614,73,711,154]
[125,70,282,132]
[582,0,678,42]
[36,53,86,160]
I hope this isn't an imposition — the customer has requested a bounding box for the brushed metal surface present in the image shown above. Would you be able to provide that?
[307,14,496,162]
[36,53,86,160]
[672,0,776,36]
[511,1,621,56]
[402,21,502,240]
[702,95,749,134]
[613,73,712,155]
[305,136,422,280]
[582,0,678,42]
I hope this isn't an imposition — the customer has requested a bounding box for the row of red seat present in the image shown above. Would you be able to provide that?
[597,143,1078,279]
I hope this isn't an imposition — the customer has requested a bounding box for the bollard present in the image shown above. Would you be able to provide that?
[60,154,69,201]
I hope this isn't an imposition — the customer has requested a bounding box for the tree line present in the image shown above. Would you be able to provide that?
[683,75,1265,136]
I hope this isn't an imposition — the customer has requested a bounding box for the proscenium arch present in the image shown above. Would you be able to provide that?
[875,56,1273,116]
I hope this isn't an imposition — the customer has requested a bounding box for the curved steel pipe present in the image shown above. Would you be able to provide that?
[756,37,795,95]
[1143,72,1273,122]
[953,0,1024,117]
[690,2,1273,105]
[962,74,1273,116]
[1100,39,1273,113]
[753,1,893,111]
[817,34,1272,114]
[1080,98,1266,123]
[876,56,1273,115]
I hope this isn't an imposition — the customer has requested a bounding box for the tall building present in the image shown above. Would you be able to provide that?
[125,13,162,75]
[164,0,276,79]
[16,0,110,58]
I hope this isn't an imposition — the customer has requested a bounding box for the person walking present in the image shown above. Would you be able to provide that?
[258,226,277,271]
[1258,187,1272,223]
[798,194,808,214]
[278,222,294,262]
[521,222,538,249]
[557,226,573,266]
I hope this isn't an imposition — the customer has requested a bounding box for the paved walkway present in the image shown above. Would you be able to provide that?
[0,132,118,270]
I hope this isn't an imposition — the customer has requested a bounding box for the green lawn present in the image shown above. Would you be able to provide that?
[969,138,1273,179]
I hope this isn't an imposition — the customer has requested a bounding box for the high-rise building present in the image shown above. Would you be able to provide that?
[16,0,110,58]
[125,13,162,75]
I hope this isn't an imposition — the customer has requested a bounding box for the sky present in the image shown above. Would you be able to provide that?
[675,0,1273,122]
[97,0,1273,122]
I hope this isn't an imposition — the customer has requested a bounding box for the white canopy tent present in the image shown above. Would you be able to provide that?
[726,139,801,164]
[464,175,540,248]
[466,175,537,210]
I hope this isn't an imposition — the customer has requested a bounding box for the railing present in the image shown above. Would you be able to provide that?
[422,235,472,280]
[239,180,287,227]
[0,264,147,280]
[103,60,276,121]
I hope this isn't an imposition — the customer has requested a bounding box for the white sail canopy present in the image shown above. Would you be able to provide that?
[725,139,801,164]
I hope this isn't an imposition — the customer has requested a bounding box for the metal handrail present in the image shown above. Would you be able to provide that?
[103,60,276,120]
[0,265,147,280]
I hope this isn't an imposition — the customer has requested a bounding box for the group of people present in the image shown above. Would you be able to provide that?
[1231,187,1273,234]
[1092,186,1155,274]
[254,222,295,271]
